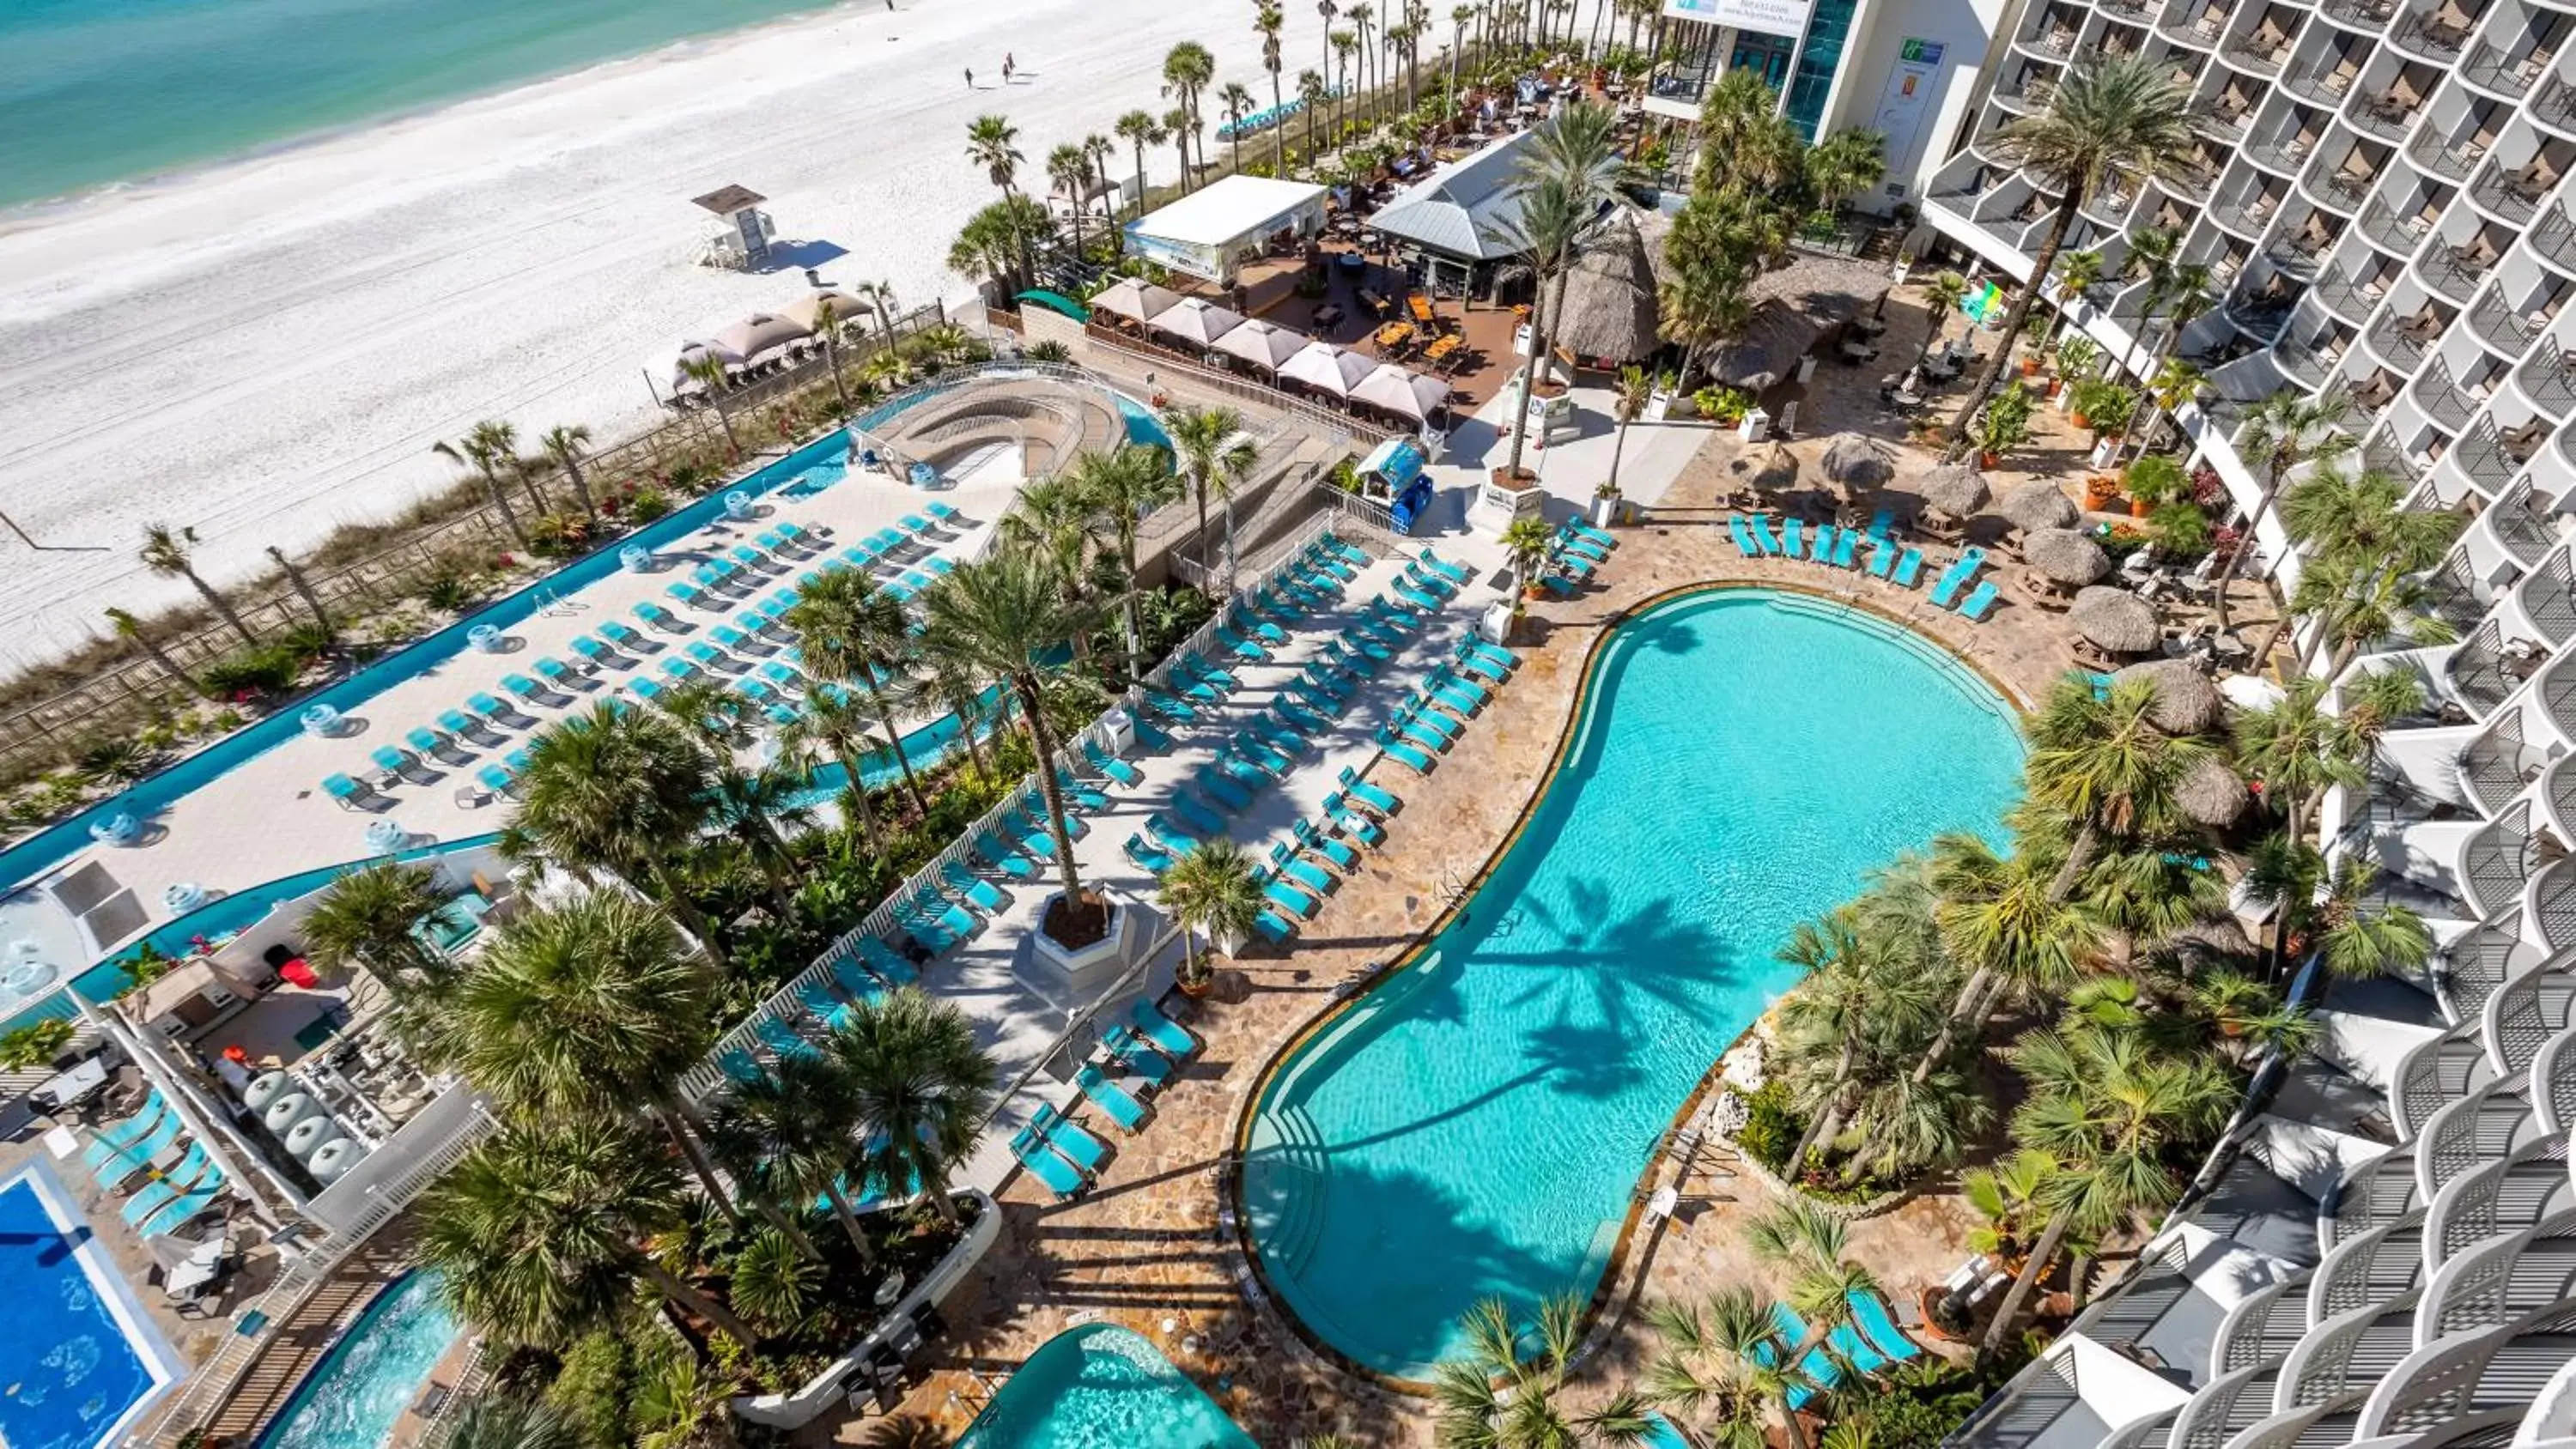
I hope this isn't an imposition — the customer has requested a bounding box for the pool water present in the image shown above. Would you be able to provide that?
[257,1270,459,1449]
[0,1164,181,1449]
[953,1325,1254,1449]
[1242,589,2026,1376]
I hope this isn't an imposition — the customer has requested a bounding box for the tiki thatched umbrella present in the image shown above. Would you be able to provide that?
[1820,432,1893,494]
[1998,480,2080,534]
[2155,916,2259,975]
[1552,210,1662,363]
[2069,585,2161,659]
[2021,528,2111,592]
[1920,463,1990,525]
[2114,658,2226,736]
[1752,445,1800,496]
[2178,755,2251,828]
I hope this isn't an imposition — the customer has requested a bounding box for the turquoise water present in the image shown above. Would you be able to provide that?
[0,0,846,208]
[257,1270,459,1449]
[1242,590,2026,1376]
[0,1166,174,1449]
[954,1325,1255,1449]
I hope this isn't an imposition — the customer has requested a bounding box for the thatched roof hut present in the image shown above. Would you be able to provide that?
[1553,211,1661,362]
[2178,755,2251,827]
[2114,658,2227,735]
[1820,432,1893,492]
[1752,446,1799,494]
[1921,464,1990,520]
[2069,585,2161,655]
[1998,480,2080,533]
[2021,528,2112,586]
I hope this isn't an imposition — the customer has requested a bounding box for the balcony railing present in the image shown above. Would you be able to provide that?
[2308,155,2381,209]
[2464,40,2550,98]
[2222,32,2295,70]
[2213,188,2285,234]
[2370,308,2441,367]
[2277,332,2348,388]
[2159,9,2228,45]
[2360,199,2431,254]
[2392,6,2473,57]
[2349,87,2425,138]
[2312,267,2383,320]
[2470,288,2547,355]
[2230,287,2302,340]
[2102,0,2154,17]
[2490,494,2558,563]
[2421,245,2494,303]
[2523,347,2576,414]
[2537,76,2576,136]
[2416,360,2481,430]
[2458,421,2524,488]
[2471,160,2547,222]
[2408,128,2490,182]
[2246,128,2317,173]
[2322,0,2397,26]
[2023,21,2081,54]
[2166,158,2222,198]
[2285,57,2363,103]
[2537,207,2576,274]
[2195,100,2258,139]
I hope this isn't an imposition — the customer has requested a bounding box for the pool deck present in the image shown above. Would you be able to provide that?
[851,317,2105,1444]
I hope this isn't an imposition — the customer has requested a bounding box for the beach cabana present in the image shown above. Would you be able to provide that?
[1820,432,1893,494]
[1350,364,1452,426]
[1214,317,1309,373]
[666,340,746,396]
[2113,658,2226,735]
[2070,586,2162,664]
[1279,342,1377,398]
[1121,176,1327,284]
[1998,480,2081,535]
[713,312,811,371]
[1091,279,1186,325]
[1151,297,1247,349]
[780,290,866,333]
[2020,528,2111,603]
[1919,464,1990,537]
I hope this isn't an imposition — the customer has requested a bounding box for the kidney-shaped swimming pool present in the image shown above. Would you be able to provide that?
[1237,587,2027,1378]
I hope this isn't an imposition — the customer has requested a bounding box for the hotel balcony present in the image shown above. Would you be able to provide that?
[2160,0,2235,45]
[2474,148,2573,224]
[2287,52,2368,104]
[2524,348,2576,415]
[2409,124,2498,183]
[2537,205,2576,276]
[2458,417,2530,489]
[2368,303,2447,368]
[2269,221,2342,279]
[2391,0,2484,59]
[2022,3,2088,57]
[2102,0,2156,19]
[2221,17,2302,71]
[2229,280,2307,341]
[2536,76,2576,139]
[2305,147,2387,211]
[2196,91,2262,142]
[2463,34,2563,100]
[2322,0,2400,25]
[2421,235,2504,303]
[2349,68,2439,138]
[2360,197,2434,256]
[2419,359,2485,432]
[2277,329,2354,388]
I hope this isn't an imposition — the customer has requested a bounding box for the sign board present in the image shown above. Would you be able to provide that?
[1870,38,1948,189]
[1660,0,1815,39]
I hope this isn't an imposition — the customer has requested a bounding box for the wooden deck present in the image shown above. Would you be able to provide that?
[180,1228,418,1448]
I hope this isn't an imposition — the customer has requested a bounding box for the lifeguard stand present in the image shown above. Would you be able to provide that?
[691,185,775,271]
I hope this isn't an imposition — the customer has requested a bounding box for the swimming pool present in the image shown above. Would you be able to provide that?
[256,1270,459,1449]
[0,1161,184,1449]
[953,1324,1255,1449]
[1239,588,2026,1377]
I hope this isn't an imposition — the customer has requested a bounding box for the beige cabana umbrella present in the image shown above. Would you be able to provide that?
[1091,278,1186,324]
[2178,755,2251,827]
[1920,463,1990,523]
[712,312,811,367]
[1279,341,1378,397]
[1349,364,1452,421]
[1998,480,2081,534]
[2021,528,2111,590]
[2113,658,2227,735]
[1820,432,1893,493]
[780,289,865,332]
[1151,297,1246,348]
[668,339,744,387]
[2069,585,2161,658]
[1214,317,1309,372]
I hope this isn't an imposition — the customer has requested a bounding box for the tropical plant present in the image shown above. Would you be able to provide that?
[1500,515,1554,592]
[2288,549,2458,677]
[1773,900,1951,1173]
[1159,839,1266,989]
[506,702,726,962]
[302,862,454,993]
[1945,58,2195,452]
[1917,271,1968,372]
[421,1117,757,1350]
[1162,42,1217,180]
[708,1051,877,1263]
[2230,676,2360,834]
[2240,837,2431,981]
[826,987,999,1225]
[431,1393,583,1449]
[1432,1294,1651,1449]
[1916,828,2101,1077]
[1046,143,1095,252]
[1803,129,1887,215]
[0,1018,74,1071]
[540,425,598,521]
[1161,405,1260,581]
[1498,102,1629,482]
[2221,392,2353,638]
[140,523,256,646]
[780,684,886,845]
[726,1227,823,1333]
[2025,673,2217,900]
[629,1344,743,1449]
[1970,380,2034,461]
[789,569,931,813]
[965,114,1024,197]
[1604,365,1652,497]
[705,763,817,913]
[106,607,210,699]
[1643,1284,1818,1449]
[677,356,742,459]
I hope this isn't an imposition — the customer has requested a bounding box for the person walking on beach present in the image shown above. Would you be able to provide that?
[964,66,974,88]
[1002,54,1015,81]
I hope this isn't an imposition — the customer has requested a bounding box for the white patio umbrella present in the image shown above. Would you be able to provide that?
[1349,363,1451,421]
[666,340,745,392]
[1278,342,1377,397]
[1213,318,1309,372]
[1151,297,1246,348]
[780,289,866,333]
[712,312,811,369]
[1091,278,1187,324]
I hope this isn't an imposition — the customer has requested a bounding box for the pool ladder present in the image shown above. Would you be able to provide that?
[1436,866,1473,907]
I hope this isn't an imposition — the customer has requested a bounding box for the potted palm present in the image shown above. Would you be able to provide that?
[1973,382,2033,470]
[1158,840,1264,995]
[1501,516,1554,598]
[2050,335,2099,399]
[2123,452,2188,520]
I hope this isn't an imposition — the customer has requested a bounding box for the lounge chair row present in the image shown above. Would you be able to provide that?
[1535,520,1616,597]
[81,1091,232,1239]
[1727,509,2002,621]
[1011,998,1202,1197]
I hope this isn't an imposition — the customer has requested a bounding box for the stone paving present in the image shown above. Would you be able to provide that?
[838,324,2110,1446]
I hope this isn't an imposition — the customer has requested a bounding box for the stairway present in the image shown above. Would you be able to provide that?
[181,1232,417,1447]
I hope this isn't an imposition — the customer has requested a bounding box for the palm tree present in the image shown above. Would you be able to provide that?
[2025,673,2216,900]
[1643,1285,1817,1449]
[826,988,998,1226]
[106,606,209,699]
[1259,4,1290,173]
[849,278,902,355]
[1297,70,1331,162]
[1499,103,1627,482]
[965,114,1024,197]
[1066,446,1180,671]
[1604,365,1652,498]
[433,422,536,549]
[1944,58,2194,452]
[1085,133,1118,218]
[2231,676,2361,835]
[431,1394,580,1449]
[1319,0,1342,88]
[630,1348,744,1449]
[1159,840,1265,989]
[919,550,1103,925]
[1917,829,2102,1077]
[2291,550,2458,677]
[677,355,742,459]
[261,544,333,641]
[1449,6,1474,101]
[1046,143,1094,252]
[2034,247,2105,357]
[1348,4,1377,117]
[1164,107,1198,194]
[2242,836,2432,981]
[1220,82,1260,173]
[1162,405,1259,579]
[705,763,815,913]
[444,891,739,1212]
[1775,906,1941,1169]
[708,1051,878,1264]
[506,701,726,964]
[1116,110,1166,215]
[788,570,930,813]
[1163,42,1217,178]
[1432,1294,1651,1449]
[420,1117,757,1351]
[1501,514,1554,593]
[1915,270,1968,373]
[2221,391,2354,639]
[1331,33,1360,130]
[1802,129,1886,216]
[303,862,452,993]
[538,425,598,521]
[140,524,254,646]
[1747,1199,1880,1368]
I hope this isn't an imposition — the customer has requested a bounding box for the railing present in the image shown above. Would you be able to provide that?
[2464,39,2547,97]
[2409,128,2485,182]
[2285,57,2361,104]
[2416,360,2481,431]
[2471,161,2545,223]
[2522,348,2576,415]
[2322,0,2397,25]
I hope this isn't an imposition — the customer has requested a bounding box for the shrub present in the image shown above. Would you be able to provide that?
[1024,339,1071,363]
[545,1332,638,1449]
[199,643,306,697]
[0,1019,73,1070]
[1692,386,1752,426]
[420,571,475,612]
[1735,1080,1802,1171]
[629,488,675,524]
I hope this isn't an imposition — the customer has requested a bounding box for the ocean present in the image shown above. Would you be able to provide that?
[0,0,849,210]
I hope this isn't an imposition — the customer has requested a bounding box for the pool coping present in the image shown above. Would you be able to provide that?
[1220,577,2029,1393]
[248,1268,450,1449]
[1,1157,189,1449]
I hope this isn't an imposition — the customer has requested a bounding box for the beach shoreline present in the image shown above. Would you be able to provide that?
[0,0,1336,670]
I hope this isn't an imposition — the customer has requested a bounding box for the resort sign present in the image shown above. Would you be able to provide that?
[1660,0,1816,39]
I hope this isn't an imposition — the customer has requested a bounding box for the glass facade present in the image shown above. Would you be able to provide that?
[1783,0,1858,137]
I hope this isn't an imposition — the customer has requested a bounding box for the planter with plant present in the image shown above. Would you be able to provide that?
[2052,335,2099,397]
[2071,378,2139,446]
[1693,385,1752,427]
[1973,382,2033,470]
[2122,452,2189,520]
[1502,516,1555,598]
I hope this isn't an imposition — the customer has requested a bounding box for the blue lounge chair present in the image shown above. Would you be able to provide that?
[1782,517,1807,560]
[975,831,1036,878]
[941,860,1008,912]
[94,1111,183,1188]
[467,690,523,724]
[1893,549,1925,587]
[1848,1288,1925,1361]
[1127,999,1196,1059]
[1269,843,1336,898]
[1335,766,1400,815]
[368,745,415,779]
[1960,580,2002,620]
[1126,833,1182,875]
[1196,767,1255,811]
[570,634,614,664]
[1809,524,1840,565]
[1418,548,1472,584]
[1394,579,1444,612]
[1375,728,1437,773]
[1868,542,1898,579]
[756,1016,820,1061]
[1033,1104,1111,1175]
[141,1173,226,1240]
[123,1143,211,1227]
[1145,815,1200,857]
[1321,792,1387,846]
[1555,530,1611,563]
[1053,768,1110,812]
[858,937,920,985]
[436,708,491,743]
[1295,819,1361,870]
[404,726,453,760]
[598,621,652,652]
[665,582,708,610]
[324,773,370,808]
[477,764,516,796]
[1102,1024,1177,1085]
[1260,870,1321,919]
[1929,562,1975,609]
[1078,1065,1151,1131]
[1084,740,1144,786]
[1011,1126,1087,1197]
[1728,516,1759,556]
[84,1095,165,1167]
[1565,519,1616,550]
[1174,793,1230,838]
[635,602,683,632]
[1750,514,1783,555]
[1252,910,1297,945]
[1832,528,1859,568]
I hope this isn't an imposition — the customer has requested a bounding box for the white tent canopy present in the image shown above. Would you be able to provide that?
[1213,317,1308,371]
[1350,363,1451,421]
[1122,175,1327,283]
[1149,296,1245,348]
[1278,342,1378,397]
[1091,278,1186,324]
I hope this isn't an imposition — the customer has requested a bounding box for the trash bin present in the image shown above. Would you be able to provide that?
[1099,708,1136,756]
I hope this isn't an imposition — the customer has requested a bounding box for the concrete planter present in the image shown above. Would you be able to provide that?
[730,1190,1004,1429]
[1030,887,1143,991]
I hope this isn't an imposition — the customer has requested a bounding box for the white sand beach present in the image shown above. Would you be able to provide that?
[0,0,1355,670]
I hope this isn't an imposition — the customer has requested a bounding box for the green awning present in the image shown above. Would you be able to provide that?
[1017,288,1090,322]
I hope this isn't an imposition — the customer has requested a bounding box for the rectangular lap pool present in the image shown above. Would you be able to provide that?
[0,1161,184,1449]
